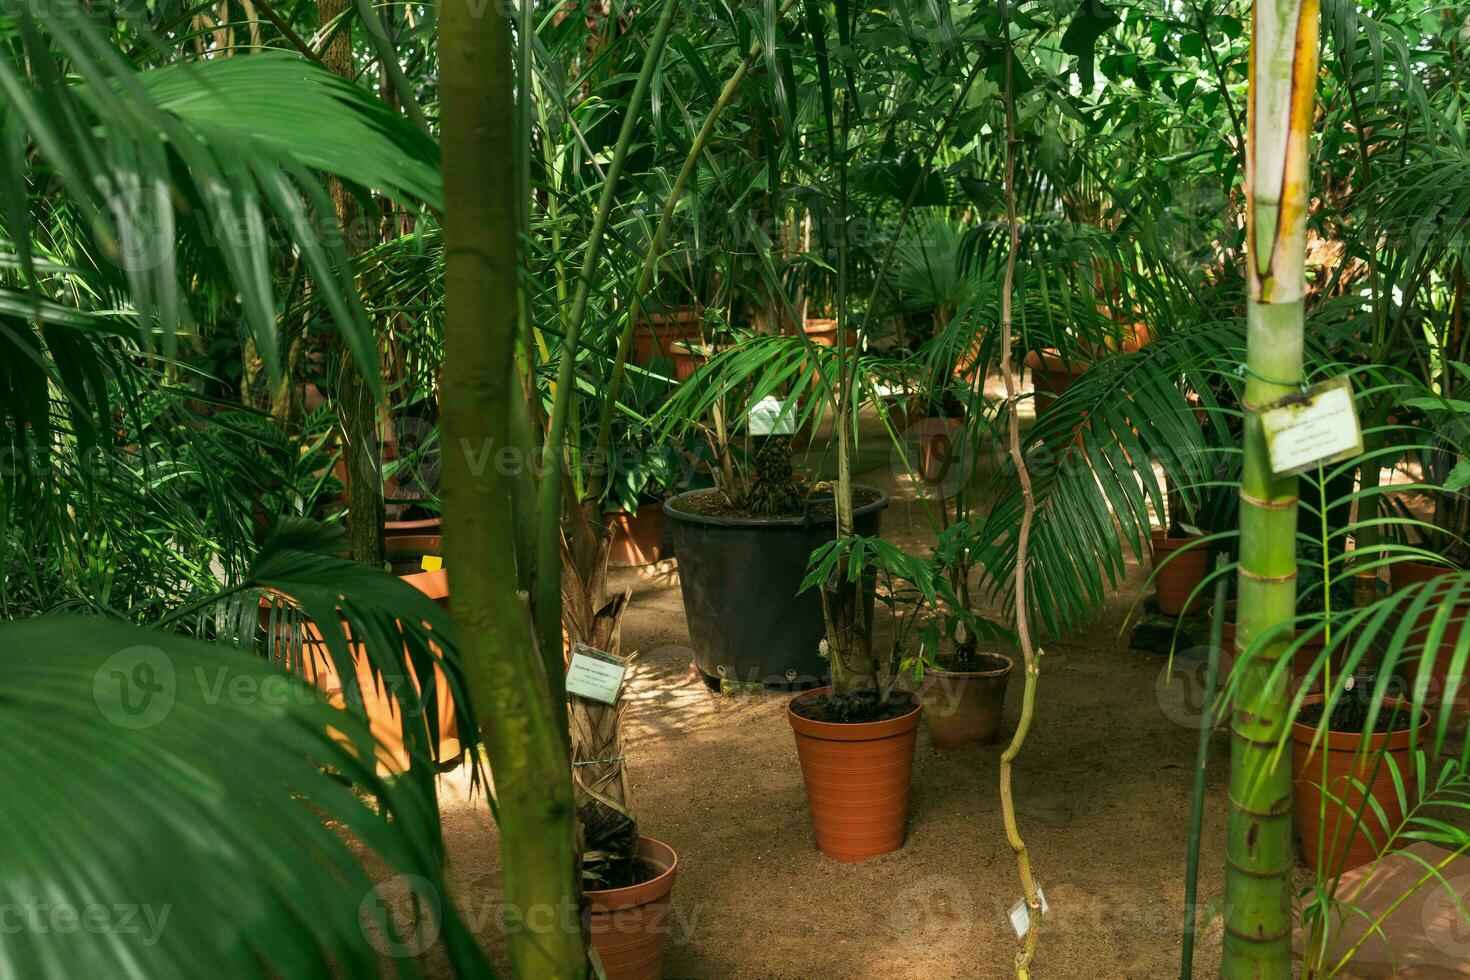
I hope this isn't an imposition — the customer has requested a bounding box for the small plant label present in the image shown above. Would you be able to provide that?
[746,395,797,436]
[565,643,629,705]
[1260,376,1363,475]
[1007,886,1049,937]
[420,555,442,572]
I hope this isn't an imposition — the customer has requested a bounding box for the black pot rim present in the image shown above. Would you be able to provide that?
[663,485,889,528]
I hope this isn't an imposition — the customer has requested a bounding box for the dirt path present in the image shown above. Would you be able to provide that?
[428,445,1232,979]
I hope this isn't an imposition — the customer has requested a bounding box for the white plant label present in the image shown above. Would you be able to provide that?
[565,644,629,705]
[1260,377,1363,476]
[747,395,796,436]
[1007,886,1049,937]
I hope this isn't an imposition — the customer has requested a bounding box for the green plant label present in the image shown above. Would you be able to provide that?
[1260,376,1363,476]
[565,643,629,705]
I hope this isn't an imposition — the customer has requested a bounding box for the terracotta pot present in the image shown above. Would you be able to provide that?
[787,687,921,862]
[1150,531,1209,617]
[1292,697,1427,875]
[920,653,1013,748]
[1024,349,1090,416]
[384,515,442,538]
[1390,559,1470,712]
[670,343,706,382]
[912,416,964,485]
[284,534,459,772]
[633,310,702,364]
[803,318,857,348]
[605,506,666,567]
[584,836,679,980]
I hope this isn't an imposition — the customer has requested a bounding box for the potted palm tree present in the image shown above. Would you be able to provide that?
[788,535,936,860]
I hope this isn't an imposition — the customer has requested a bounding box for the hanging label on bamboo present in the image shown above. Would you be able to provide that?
[565,643,630,705]
[1260,376,1363,476]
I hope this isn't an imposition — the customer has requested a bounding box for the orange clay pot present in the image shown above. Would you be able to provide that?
[912,415,964,485]
[920,653,1013,748]
[787,687,921,862]
[1292,697,1427,875]
[633,309,702,364]
[605,506,666,567]
[670,343,706,382]
[288,534,459,772]
[1390,560,1470,715]
[585,837,680,980]
[1024,349,1090,416]
[802,318,857,348]
[1150,531,1209,617]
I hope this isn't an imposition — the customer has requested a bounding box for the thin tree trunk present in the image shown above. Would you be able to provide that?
[320,0,386,568]
[1223,2,1319,976]
[996,34,1043,978]
[440,3,587,977]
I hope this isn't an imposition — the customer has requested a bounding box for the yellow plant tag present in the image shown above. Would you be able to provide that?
[420,555,442,572]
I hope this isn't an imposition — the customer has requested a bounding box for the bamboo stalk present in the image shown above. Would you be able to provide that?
[1222,2,1319,977]
[588,0,801,490]
[532,0,682,691]
[995,36,1044,979]
[440,3,587,976]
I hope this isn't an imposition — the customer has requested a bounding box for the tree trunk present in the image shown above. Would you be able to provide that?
[439,3,587,976]
[1223,2,1319,976]
[320,0,385,568]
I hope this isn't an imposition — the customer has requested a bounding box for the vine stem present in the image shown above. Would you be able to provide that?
[995,24,1043,978]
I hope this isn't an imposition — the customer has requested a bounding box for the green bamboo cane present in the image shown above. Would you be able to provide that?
[532,0,682,690]
[588,0,801,489]
[1223,2,1319,976]
[439,3,587,977]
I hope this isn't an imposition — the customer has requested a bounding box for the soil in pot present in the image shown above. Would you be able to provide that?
[605,504,667,567]
[1390,560,1470,714]
[1292,697,1427,875]
[921,652,1013,748]
[787,687,922,862]
[1151,531,1208,617]
[666,485,887,688]
[585,836,679,980]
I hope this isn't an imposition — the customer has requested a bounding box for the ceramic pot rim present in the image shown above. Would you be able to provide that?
[583,836,679,912]
[1290,695,1430,751]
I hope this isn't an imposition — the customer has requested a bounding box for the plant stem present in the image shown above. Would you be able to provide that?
[1222,2,1319,976]
[532,0,682,688]
[320,0,386,569]
[1182,557,1231,979]
[996,30,1043,978]
[588,0,800,492]
[440,3,586,976]
[355,0,431,135]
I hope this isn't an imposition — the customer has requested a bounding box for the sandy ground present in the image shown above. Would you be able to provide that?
[419,405,1240,979]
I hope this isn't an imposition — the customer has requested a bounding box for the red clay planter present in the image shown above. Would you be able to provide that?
[605,506,666,567]
[802,318,857,348]
[912,416,963,485]
[633,310,702,364]
[585,836,679,980]
[1024,349,1089,416]
[1389,559,1470,714]
[920,653,1013,748]
[1150,531,1208,616]
[787,687,921,862]
[1291,697,1427,875]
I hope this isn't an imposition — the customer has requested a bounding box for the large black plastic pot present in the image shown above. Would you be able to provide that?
[664,487,888,688]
